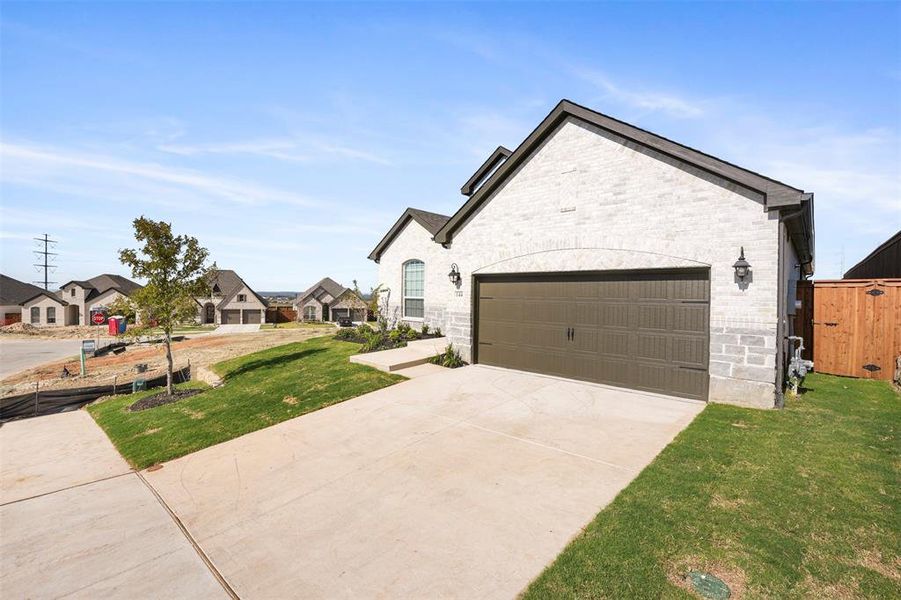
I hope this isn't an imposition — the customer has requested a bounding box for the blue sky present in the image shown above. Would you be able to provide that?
[2,2,899,291]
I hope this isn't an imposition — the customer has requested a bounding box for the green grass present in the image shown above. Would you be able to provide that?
[260,321,335,330]
[524,373,900,599]
[87,336,402,469]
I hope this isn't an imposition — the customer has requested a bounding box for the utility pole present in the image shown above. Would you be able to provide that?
[33,234,58,290]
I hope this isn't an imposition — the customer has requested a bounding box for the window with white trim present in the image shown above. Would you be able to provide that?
[402,259,425,319]
[303,305,317,320]
[30,307,40,323]
[237,294,247,302]
[47,307,56,324]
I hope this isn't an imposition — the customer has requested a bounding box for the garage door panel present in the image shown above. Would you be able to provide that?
[597,330,630,357]
[636,304,669,331]
[242,310,261,324]
[673,305,708,333]
[475,270,709,401]
[525,300,568,324]
[599,304,630,328]
[671,336,708,368]
[221,310,240,324]
[636,333,670,362]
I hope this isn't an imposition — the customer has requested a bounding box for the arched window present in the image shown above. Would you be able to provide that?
[402,260,425,319]
[304,305,317,321]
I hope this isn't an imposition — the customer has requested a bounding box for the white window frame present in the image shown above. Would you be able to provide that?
[402,259,425,320]
[30,306,40,324]
[303,305,317,320]
[237,294,247,302]
[46,306,56,324]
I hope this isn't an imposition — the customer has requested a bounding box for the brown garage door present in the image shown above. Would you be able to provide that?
[221,309,241,324]
[475,270,709,400]
[242,309,261,324]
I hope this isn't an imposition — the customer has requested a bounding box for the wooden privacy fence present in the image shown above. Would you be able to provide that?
[796,279,901,381]
[266,306,297,323]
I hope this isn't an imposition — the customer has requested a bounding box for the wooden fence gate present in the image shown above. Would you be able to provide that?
[804,279,901,381]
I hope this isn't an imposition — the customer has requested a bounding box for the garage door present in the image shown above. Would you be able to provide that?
[242,309,261,324]
[475,270,709,400]
[221,309,241,324]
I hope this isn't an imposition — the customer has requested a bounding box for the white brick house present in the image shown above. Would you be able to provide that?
[369,100,814,409]
[194,269,267,325]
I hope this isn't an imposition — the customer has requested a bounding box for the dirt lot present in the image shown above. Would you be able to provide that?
[0,323,124,341]
[0,326,336,397]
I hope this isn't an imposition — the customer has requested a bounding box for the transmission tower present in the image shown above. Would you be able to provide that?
[33,234,58,290]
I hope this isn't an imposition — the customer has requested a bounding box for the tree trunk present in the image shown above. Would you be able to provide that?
[165,331,174,396]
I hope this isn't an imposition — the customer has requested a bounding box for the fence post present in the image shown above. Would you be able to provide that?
[34,380,39,416]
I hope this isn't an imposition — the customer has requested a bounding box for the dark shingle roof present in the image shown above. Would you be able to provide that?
[61,274,143,300]
[206,269,268,308]
[0,274,67,306]
[296,277,347,304]
[408,208,451,235]
[367,207,451,262]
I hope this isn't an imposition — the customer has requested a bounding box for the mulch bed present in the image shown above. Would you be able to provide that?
[128,388,203,412]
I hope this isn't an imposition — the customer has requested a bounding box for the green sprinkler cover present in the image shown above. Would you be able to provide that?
[685,571,731,600]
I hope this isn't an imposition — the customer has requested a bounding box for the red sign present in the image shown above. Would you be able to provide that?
[92,312,106,325]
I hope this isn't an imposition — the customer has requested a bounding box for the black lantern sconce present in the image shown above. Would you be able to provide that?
[448,263,461,286]
[732,247,751,281]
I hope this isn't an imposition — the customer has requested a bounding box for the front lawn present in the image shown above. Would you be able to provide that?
[525,373,900,599]
[87,336,402,469]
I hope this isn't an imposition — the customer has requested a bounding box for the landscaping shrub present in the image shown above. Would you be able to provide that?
[429,344,466,368]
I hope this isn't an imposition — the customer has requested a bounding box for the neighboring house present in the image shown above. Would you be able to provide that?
[195,269,267,325]
[294,277,367,322]
[58,274,143,326]
[0,274,69,327]
[369,99,815,409]
[843,230,900,279]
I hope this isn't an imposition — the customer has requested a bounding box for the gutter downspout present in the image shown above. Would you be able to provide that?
[776,206,809,408]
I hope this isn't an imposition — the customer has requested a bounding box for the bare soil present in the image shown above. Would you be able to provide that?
[0,326,335,397]
[0,322,121,340]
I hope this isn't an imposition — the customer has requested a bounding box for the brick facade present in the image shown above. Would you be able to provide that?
[377,117,801,408]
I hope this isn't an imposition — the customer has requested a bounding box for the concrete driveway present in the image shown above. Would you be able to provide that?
[144,365,703,598]
[211,324,261,335]
[0,411,229,598]
[0,338,83,379]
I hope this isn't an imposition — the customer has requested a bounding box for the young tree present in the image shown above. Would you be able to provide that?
[119,217,215,395]
[106,294,137,324]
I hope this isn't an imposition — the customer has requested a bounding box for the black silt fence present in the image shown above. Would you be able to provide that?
[0,366,191,422]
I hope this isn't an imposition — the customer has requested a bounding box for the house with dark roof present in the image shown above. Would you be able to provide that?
[58,274,142,326]
[293,277,367,322]
[843,230,901,279]
[1,274,69,327]
[368,99,815,409]
[194,269,268,325]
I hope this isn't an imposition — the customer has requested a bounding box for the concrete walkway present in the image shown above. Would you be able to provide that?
[143,365,703,599]
[349,336,448,372]
[0,412,229,599]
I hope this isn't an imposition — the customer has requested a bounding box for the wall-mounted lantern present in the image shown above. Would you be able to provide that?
[732,247,751,281]
[448,263,461,286]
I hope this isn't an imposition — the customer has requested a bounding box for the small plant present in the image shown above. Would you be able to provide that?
[429,344,466,368]
[421,324,430,336]
[434,327,442,337]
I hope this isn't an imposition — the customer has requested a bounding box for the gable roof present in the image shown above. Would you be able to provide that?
[460,146,512,196]
[843,229,901,279]
[206,269,268,308]
[0,274,68,306]
[367,207,451,262]
[295,277,347,304]
[61,274,143,300]
[435,99,811,246]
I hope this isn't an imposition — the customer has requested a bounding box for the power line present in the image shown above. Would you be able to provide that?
[33,234,58,290]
